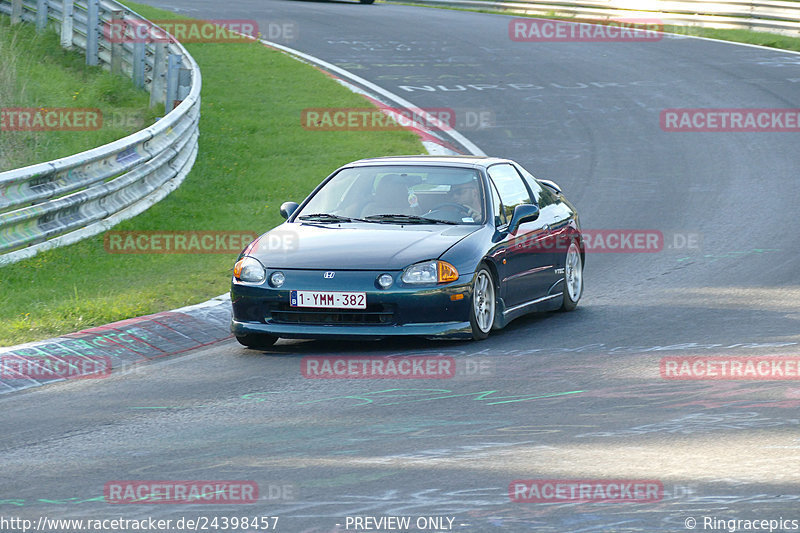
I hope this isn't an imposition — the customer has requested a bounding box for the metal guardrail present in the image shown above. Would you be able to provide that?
[0,0,201,265]
[383,0,800,36]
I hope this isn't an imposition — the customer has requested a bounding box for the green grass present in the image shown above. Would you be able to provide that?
[392,2,800,53]
[0,2,423,346]
[0,17,160,171]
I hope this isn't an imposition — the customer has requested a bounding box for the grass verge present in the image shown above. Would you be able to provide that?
[0,2,423,345]
[0,17,159,171]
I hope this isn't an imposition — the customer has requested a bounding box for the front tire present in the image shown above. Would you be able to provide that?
[235,333,278,350]
[469,267,496,340]
[560,240,583,311]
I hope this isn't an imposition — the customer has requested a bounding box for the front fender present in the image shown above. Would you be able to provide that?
[439,225,497,281]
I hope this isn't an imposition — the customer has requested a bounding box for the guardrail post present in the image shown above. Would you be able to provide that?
[177,65,192,105]
[11,0,23,24]
[133,41,146,88]
[36,0,48,32]
[85,0,99,66]
[60,0,74,49]
[166,54,182,111]
[110,9,125,76]
[149,42,169,107]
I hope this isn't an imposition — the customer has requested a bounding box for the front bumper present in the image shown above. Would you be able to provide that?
[230,269,474,340]
[231,320,472,340]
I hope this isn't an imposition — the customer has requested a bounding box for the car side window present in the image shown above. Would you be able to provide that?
[514,163,557,206]
[487,164,532,224]
[488,179,506,226]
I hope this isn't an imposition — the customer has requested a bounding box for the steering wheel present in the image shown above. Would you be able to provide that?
[426,202,471,218]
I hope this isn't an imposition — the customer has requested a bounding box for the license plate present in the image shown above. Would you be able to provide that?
[290,290,367,309]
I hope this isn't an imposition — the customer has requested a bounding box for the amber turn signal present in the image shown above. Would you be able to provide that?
[437,261,459,283]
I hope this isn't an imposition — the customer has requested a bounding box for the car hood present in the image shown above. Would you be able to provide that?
[249,222,480,270]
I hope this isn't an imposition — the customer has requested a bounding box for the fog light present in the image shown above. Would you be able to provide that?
[377,273,394,289]
[270,271,285,287]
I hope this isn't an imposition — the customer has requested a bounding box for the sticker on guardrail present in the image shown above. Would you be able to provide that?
[509,18,664,42]
[1,108,102,131]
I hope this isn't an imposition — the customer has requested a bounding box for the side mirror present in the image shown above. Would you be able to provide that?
[539,179,562,194]
[280,201,299,220]
[507,204,539,233]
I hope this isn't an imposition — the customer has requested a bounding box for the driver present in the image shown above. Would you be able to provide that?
[450,180,482,220]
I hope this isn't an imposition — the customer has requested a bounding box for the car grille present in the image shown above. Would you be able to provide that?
[268,303,396,326]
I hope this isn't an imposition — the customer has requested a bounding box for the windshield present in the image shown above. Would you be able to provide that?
[296,165,485,225]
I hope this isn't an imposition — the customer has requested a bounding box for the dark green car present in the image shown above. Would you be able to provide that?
[231,155,584,348]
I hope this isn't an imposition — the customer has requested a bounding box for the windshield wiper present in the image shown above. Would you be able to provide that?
[298,213,365,223]
[364,214,459,225]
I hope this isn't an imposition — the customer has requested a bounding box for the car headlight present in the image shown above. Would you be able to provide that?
[401,260,459,284]
[233,256,266,284]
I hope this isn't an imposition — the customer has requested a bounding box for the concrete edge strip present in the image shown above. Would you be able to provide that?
[0,294,233,395]
[0,44,486,395]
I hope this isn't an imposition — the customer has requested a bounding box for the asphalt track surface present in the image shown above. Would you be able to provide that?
[2,2,800,532]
